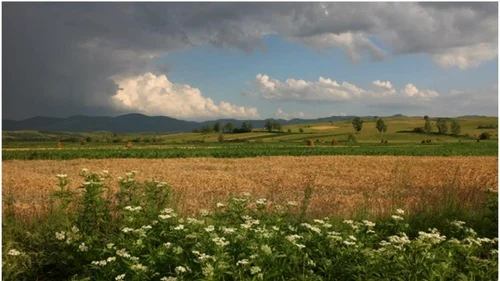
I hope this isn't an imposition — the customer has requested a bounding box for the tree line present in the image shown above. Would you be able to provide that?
[350,116,462,136]
[193,121,253,134]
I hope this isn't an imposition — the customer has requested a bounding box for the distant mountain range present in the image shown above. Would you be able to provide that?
[3,113,481,133]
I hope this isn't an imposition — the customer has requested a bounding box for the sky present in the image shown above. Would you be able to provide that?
[3,2,498,121]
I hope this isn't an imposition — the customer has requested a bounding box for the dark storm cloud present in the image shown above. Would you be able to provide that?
[3,3,497,119]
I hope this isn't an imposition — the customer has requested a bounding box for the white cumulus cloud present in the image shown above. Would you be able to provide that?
[250,74,365,102]
[402,83,439,99]
[248,74,440,104]
[112,73,260,120]
[274,108,305,120]
[432,43,498,70]
[372,80,393,90]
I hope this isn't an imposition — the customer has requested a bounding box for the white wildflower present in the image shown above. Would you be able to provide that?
[395,209,405,215]
[301,223,321,234]
[202,264,214,277]
[116,249,131,258]
[71,226,80,233]
[294,243,306,249]
[286,234,302,242]
[343,220,354,225]
[161,208,174,214]
[173,225,184,231]
[56,174,68,179]
[450,220,466,228]
[160,277,177,281]
[91,260,107,266]
[199,209,210,217]
[250,266,262,275]
[158,214,173,220]
[212,236,230,247]
[55,231,66,241]
[124,206,142,212]
[216,202,225,208]
[241,223,252,229]
[115,274,126,281]
[7,249,21,256]
[131,263,147,271]
[379,240,391,247]
[121,227,134,233]
[417,229,446,245]
[388,233,411,246]
[343,241,356,246]
[362,220,376,228]
[256,198,267,205]
[78,243,88,252]
[173,246,183,254]
[222,227,236,234]
[287,201,298,206]
[175,266,187,274]
[391,215,404,221]
[157,182,168,188]
[260,244,272,255]
[237,259,250,266]
[204,225,215,232]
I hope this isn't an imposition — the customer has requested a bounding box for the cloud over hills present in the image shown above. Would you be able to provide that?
[3,3,497,120]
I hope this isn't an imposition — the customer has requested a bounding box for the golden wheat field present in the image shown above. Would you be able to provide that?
[2,156,498,219]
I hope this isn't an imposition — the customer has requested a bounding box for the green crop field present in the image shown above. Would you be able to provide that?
[2,141,498,160]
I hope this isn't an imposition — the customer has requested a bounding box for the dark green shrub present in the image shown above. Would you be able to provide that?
[479,132,491,140]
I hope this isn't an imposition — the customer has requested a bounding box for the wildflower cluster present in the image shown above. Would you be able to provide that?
[3,171,498,281]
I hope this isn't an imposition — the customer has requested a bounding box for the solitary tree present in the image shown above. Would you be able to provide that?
[273,121,282,132]
[450,119,461,135]
[241,122,253,132]
[424,115,430,121]
[201,125,213,134]
[436,119,448,134]
[299,128,304,134]
[213,121,221,133]
[424,119,432,133]
[352,117,364,132]
[264,120,274,132]
[218,134,224,142]
[224,123,233,133]
[376,118,386,133]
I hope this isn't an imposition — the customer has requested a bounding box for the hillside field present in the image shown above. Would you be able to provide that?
[3,116,498,146]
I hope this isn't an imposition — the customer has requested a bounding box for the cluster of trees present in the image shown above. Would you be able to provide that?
[351,117,388,133]
[264,120,283,132]
[424,116,461,135]
[194,121,253,134]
